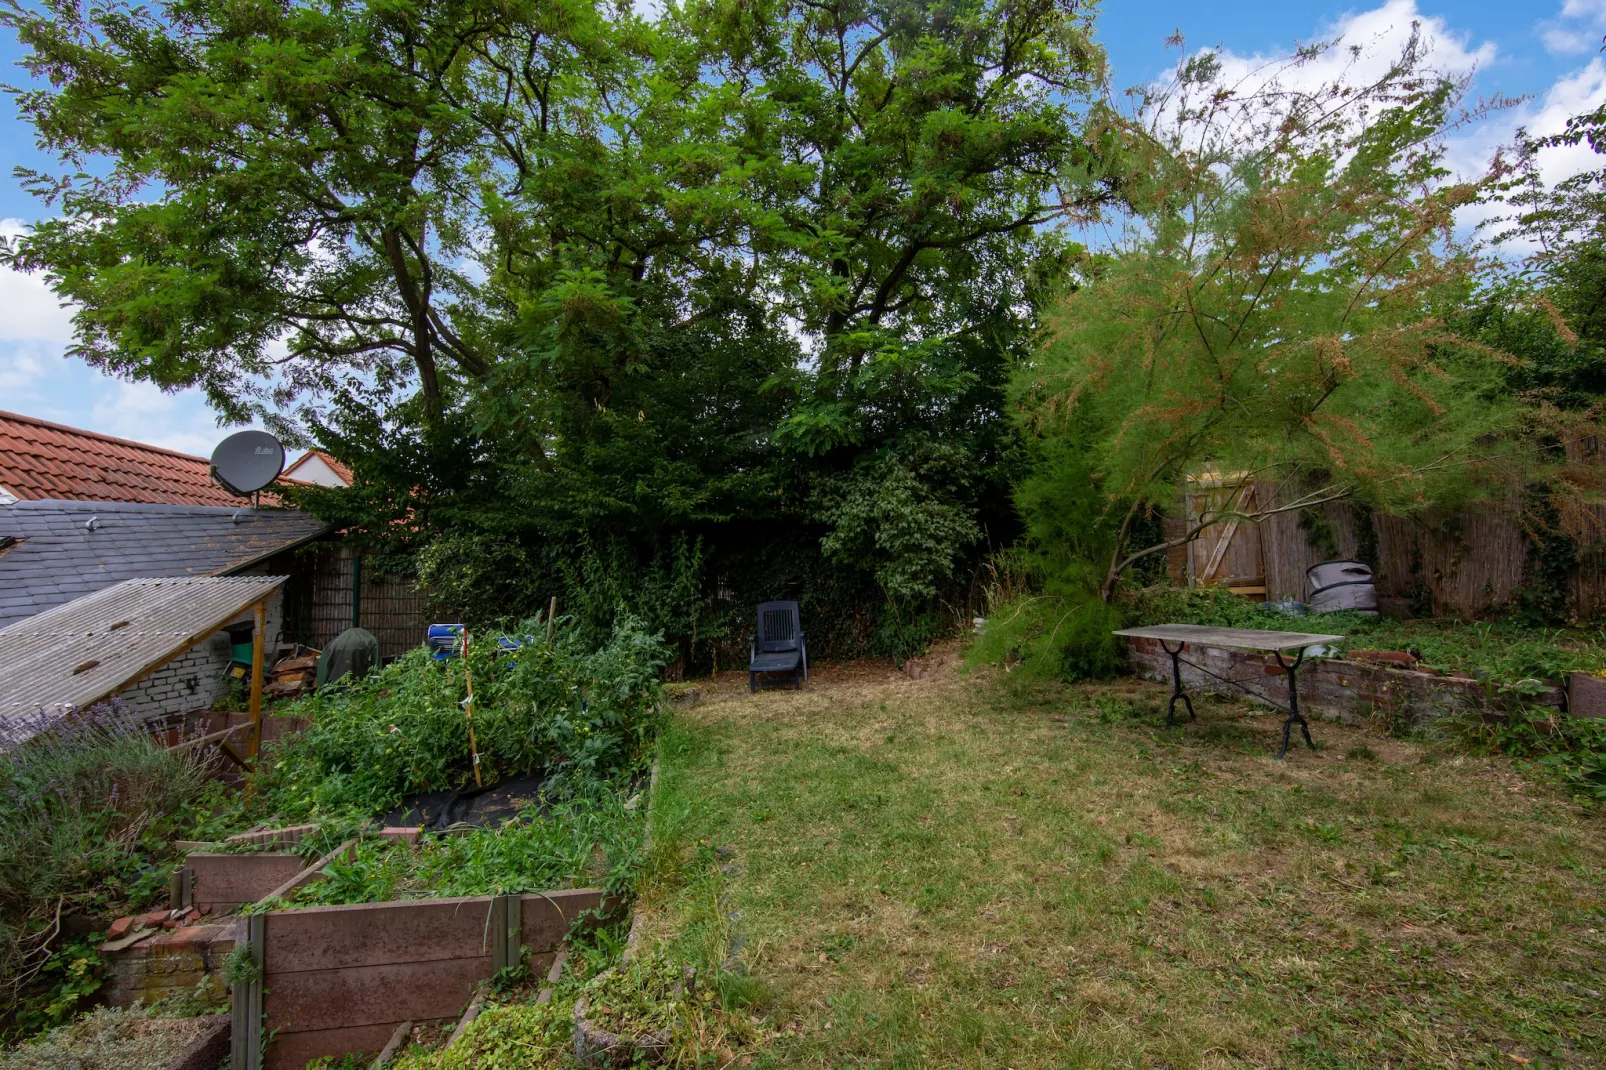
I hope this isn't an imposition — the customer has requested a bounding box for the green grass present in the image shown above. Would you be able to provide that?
[638,656,1606,1068]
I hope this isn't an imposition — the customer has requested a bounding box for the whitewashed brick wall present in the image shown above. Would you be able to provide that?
[114,588,284,722]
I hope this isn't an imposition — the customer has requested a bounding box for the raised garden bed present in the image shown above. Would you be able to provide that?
[238,887,608,1068]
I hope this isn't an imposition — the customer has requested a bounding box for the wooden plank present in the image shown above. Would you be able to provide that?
[169,1014,231,1070]
[444,984,487,1049]
[256,838,357,905]
[535,949,568,1006]
[190,853,307,912]
[263,895,502,973]
[519,889,608,952]
[263,957,492,1034]
[488,896,508,973]
[262,889,604,973]
[226,823,319,847]
[231,914,265,1070]
[168,723,248,753]
[263,1022,404,1070]
[248,600,266,760]
[369,1020,413,1069]
[1112,624,1344,650]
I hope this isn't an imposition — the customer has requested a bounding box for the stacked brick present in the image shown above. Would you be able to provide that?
[103,920,237,1008]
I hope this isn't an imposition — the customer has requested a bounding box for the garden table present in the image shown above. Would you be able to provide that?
[1112,624,1344,759]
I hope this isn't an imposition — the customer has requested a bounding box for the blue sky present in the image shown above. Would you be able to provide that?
[2,0,1603,456]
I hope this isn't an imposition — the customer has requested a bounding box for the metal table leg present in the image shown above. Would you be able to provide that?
[1161,639,1196,727]
[1272,647,1317,759]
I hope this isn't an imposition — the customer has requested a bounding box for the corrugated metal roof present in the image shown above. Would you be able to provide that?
[0,576,287,732]
[0,500,329,628]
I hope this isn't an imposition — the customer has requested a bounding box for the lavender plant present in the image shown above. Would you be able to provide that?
[0,700,209,1032]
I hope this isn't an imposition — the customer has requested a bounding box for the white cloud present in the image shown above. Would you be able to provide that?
[1540,0,1606,55]
[1204,0,1496,95]
[88,380,227,456]
[0,219,77,347]
[1441,58,1606,242]
[1140,0,1497,174]
[0,216,251,455]
[1153,0,1494,124]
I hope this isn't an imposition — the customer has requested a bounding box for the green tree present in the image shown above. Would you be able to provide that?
[2,0,1113,660]
[1012,33,1525,604]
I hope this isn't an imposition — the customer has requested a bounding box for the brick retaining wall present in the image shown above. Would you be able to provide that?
[104,921,237,1009]
[1124,636,1564,726]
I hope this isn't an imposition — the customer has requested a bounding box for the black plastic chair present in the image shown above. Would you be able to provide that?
[749,601,807,692]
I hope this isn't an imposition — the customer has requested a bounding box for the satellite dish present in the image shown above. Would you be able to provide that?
[210,430,286,496]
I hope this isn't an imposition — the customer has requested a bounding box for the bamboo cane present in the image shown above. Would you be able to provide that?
[462,627,482,787]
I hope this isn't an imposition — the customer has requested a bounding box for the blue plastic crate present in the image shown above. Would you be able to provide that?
[426,623,465,660]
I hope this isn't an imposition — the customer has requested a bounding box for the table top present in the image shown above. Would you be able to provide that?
[1112,624,1344,651]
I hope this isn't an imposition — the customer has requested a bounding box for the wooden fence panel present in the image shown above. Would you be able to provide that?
[188,853,308,914]
[1252,485,1605,617]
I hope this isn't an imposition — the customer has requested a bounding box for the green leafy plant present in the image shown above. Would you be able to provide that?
[291,780,643,906]
[259,617,667,819]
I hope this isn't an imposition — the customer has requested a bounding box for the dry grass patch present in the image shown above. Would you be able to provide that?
[640,648,1606,1068]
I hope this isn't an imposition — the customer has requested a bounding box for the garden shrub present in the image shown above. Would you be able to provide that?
[261,617,668,819]
[967,554,1126,683]
[0,702,210,1034]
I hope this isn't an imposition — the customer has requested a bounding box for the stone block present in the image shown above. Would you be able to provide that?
[1570,673,1606,718]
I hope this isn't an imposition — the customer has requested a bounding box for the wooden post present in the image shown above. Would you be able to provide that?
[546,596,557,642]
[230,912,265,1070]
[249,600,266,760]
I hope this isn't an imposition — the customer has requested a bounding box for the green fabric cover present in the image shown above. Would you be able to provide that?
[316,626,381,687]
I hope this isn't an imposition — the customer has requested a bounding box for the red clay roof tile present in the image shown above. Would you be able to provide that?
[0,410,312,507]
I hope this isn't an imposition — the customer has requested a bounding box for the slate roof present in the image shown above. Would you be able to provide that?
[0,499,331,628]
[0,409,309,506]
[0,575,287,730]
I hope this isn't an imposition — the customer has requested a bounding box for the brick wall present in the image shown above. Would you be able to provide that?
[103,921,237,1009]
[114,589,284,724]
[1124,635,1564,727]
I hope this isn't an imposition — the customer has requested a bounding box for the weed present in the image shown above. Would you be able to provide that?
[0,1005,216,1070]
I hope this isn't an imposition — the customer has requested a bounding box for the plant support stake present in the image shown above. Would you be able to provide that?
[462,628,482,786]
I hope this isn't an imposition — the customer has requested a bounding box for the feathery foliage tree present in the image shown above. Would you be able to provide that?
[1012,34,1525,607]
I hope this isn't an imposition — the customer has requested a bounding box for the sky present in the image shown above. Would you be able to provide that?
[1,0,1604,457]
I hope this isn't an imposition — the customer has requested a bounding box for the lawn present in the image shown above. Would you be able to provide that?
[639,647,1606,1068]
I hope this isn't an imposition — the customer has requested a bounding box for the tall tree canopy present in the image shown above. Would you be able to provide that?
[3,0,1112,659]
